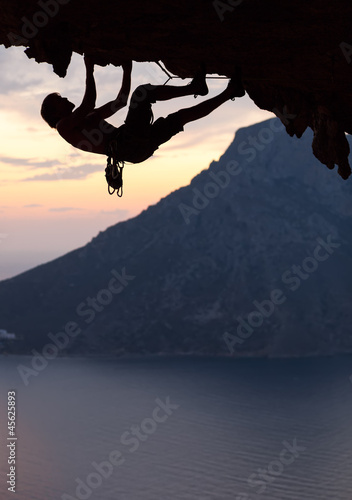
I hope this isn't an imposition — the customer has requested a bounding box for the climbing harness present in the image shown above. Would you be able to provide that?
[105,137,124,197]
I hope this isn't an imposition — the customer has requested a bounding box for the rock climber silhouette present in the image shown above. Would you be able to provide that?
[41,56,245,195]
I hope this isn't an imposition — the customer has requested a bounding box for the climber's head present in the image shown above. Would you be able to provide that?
[41,93,75,129]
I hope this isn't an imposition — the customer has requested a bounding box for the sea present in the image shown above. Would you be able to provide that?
[0,355,351,500]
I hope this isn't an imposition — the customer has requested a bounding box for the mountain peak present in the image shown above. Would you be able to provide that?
[1,118,351,358]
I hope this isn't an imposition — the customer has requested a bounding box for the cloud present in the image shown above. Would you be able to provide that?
[23,204,42,208]
[0,46,45,96]
[100,209,130,217]
[49,207,83,212]
[23,164,103,181]
[0,156,63,170]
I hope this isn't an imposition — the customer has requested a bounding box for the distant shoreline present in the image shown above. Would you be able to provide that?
[2,351,352,361]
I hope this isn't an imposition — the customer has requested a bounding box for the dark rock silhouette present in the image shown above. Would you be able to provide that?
[1,0,352,177]
[0,119,351,358]
[40,59,243,190]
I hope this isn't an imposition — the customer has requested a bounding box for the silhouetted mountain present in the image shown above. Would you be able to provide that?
[1,118,352,357]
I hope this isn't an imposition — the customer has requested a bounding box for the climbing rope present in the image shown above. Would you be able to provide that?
[156,61,230,85]
[105,137,124,197]
[105,158,124,197]
[103,62,234,197]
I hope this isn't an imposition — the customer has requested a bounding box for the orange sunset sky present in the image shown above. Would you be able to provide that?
[0,46,272,280]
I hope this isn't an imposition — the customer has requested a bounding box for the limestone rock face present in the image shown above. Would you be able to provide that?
[1,0,352,178]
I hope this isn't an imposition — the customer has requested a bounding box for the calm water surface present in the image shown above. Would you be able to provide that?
[0,355,352,500]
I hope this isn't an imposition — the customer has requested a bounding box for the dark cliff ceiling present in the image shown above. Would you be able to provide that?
[1,0,352,178]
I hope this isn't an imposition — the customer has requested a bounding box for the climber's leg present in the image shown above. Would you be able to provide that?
[129,65,208,108]
[150,79,244,149]
[171,78,244,127]
[146,66,208,100]
[124,67,208,133]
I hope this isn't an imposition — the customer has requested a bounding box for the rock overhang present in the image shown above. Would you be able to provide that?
[1,0,352,178]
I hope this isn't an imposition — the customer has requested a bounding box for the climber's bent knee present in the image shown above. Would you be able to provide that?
[151,112,184,147]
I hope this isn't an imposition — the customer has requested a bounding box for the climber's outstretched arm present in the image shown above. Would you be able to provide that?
[69,55,97,122]
[93,61,132,120]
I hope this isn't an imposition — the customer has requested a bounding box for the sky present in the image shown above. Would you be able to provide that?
[0,45,272,281]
